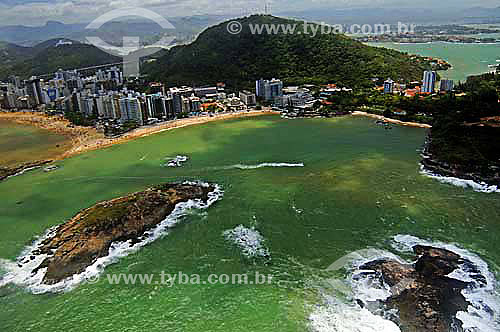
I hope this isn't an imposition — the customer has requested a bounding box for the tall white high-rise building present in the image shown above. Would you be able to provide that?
[422,71,437,93]
[256,78,283,101]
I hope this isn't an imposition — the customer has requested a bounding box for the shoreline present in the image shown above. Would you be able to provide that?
[0,110,280,161]
[61,110,280,159]
[351,111,432,128]
[1,110,428,165]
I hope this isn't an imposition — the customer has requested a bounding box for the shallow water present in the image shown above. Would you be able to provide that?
[0,115,499,331]
[0,120,70,168]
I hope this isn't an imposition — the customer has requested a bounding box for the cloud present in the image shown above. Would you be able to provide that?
[0,0,499,26]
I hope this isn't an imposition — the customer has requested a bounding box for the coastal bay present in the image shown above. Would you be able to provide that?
[1,115,498,331]
[366,42,500,82]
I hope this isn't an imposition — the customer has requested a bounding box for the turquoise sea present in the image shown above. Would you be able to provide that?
[367,42,500,82]
[0,115,499,331]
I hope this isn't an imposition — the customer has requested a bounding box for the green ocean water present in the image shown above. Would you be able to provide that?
[367,42,500,82]
[0,120,70,168]
[0,115,499,331]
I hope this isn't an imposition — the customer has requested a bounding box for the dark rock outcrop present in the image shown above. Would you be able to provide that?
[422,132,500,188]
[359,245,482,332]
[0,160,52,181]
[31,183,216,284]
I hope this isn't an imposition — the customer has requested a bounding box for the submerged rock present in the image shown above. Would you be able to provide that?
[359,245,479,332]
[31,183,216,284]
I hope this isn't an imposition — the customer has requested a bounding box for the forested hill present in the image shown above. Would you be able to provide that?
[144,15,431,88]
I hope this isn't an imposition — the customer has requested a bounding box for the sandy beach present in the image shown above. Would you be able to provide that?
[0,110,279,160]
[0,109,428,164]
[352,111,432,129]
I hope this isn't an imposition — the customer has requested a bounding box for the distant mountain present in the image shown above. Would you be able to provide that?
[0,15,228,47]
[144,15,431,89]
[0,41,32,63]
[0,39,119,80]
[0,21,87,46]
[278,6,500,25]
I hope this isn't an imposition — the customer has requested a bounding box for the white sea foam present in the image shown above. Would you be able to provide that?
[217,163,304,170]
[420,164,500,193]
[309,295,401,332]
[0,182,223,294]
[165,155,189,167]
[392,235,500,332]
[223,225,270,258]
[312,235,500,332]
[5,166,41,180]
[326,248,407,304]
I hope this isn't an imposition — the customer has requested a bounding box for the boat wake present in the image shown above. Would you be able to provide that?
[0,181,223,294]
[164,155,189,167]
[214,162,304,170]
[310,235,500,332]
[420,164,500,193]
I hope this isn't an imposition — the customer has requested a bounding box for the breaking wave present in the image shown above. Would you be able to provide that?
[223,225,270,258]
[393,235,500,332]
[310,296,401,332]
[309,235,500,332]
[0,182,223,294]
[420,165,500,193]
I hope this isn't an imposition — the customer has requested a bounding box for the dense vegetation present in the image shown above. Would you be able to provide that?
[144,15,432,89]
[0,39,119,80]
[427,74,500,172]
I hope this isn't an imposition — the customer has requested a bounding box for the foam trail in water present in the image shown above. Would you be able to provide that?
[0,181,223,294]
[215,163,304,170]
[420,165,500,193]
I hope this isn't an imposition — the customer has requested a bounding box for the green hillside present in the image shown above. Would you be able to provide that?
[145,15,431,88]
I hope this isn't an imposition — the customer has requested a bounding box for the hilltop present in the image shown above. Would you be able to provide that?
[144,15,431,88]
[0,39,119,79]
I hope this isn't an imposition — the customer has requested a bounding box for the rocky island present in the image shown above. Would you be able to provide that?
[0,160,52,182]
[27,182,219,285]
[359,245,486,332]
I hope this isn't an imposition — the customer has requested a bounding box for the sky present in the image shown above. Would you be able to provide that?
[0,0,499,26]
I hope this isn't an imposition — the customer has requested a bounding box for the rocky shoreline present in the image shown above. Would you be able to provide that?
[0,160,53,182]
[23,182,218,285]
[421,137,500,189]
[359,245,485,332]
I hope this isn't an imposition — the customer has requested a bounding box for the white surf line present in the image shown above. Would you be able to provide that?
[312,235,500,332]
[5,166,42,180]
[212,162,305,170]
[420,164,500,193]
[0,181,223,294]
